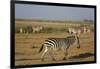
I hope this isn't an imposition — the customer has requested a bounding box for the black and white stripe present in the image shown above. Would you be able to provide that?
[39,35,80,61]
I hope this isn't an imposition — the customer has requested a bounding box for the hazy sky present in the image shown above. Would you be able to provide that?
[15,4,94,21]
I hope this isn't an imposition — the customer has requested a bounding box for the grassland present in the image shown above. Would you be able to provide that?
[15,20,95,66]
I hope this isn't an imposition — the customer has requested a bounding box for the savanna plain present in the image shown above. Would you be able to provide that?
[15,20,95,66]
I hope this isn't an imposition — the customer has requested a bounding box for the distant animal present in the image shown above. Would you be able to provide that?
[19,27,23,33]
[32,26,43,33]
[87,29,91,33]
[39,35,80,61]
[19,27,27,33]
[68,27,82,36]
[83,26,87,33]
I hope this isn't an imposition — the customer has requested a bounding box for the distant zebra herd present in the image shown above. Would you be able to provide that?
[68,26,91,36]
[18,25,43,33]
[17,25,91,34]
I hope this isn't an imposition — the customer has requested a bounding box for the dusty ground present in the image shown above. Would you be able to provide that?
[15,32,95,66]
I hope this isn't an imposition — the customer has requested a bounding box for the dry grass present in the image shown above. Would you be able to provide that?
[15,20,95,66]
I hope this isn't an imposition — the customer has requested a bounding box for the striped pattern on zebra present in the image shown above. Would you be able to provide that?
[39,35,80,61]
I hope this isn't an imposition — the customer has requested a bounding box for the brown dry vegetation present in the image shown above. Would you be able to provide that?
[15,20,95,66]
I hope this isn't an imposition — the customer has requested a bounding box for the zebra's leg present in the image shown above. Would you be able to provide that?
[41,47,48,61]
[63,51,68,60]
[62,48,68,60]
[48,49,56,61]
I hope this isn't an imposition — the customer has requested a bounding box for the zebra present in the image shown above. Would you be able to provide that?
[38,35,80,61]
[32,26,43,33]
[19,27,23,33]
[68,27,82,36]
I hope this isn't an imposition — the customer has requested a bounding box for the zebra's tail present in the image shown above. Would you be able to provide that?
[38,44,44,53]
